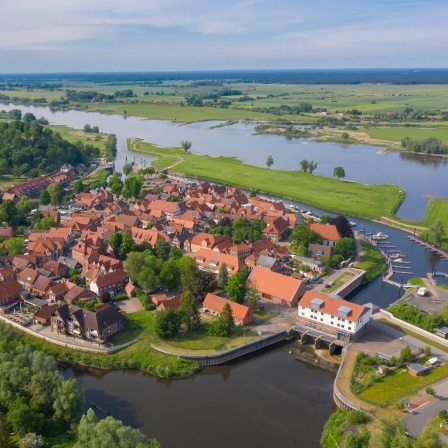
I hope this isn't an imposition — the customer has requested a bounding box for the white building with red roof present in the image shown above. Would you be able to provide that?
[298,291,370,341]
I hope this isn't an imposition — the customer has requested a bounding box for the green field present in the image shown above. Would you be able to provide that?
[0,174,28,190]
[358,127,448,144]
[418,198,448,248]
[49,124,108,152]
[359,364,448,405]
[354,240,387,282]
[131,140,404,220]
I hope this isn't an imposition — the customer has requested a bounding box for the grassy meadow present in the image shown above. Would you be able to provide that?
[131,140,404,220]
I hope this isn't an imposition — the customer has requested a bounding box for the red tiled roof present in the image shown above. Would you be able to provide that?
[203,293,251,323]
[92,269,129,288]
[299,291,367,322]
[247,267,304,303]
[309,223,341,241]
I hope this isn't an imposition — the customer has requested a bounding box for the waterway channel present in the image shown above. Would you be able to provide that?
[2,103,448,446]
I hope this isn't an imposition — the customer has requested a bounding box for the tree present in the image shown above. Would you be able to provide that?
[245,280,259,307]
[180,140,192,152]
[439,409,448,420]
[136,266,158,291]
[289,224,321,248]
[21,433,44,448]
[0,412,14,448]
[333,238,356,260]
[83,124,91,133]
[159,259,181,290]
[74,408,154,448]
[308,160,318,174]
[333,166,346,180]
[154,308,181,338]
[73,180,84,194]
[22,112,37,123]
[330,215,353,238]
[7,399,43,436]
[425,387,435,396]
[34,216,58,230]
[108,174,124,197]
[39,189,50,205]
[299,159,309,172]
[125,252,146,280]
[123,176,142,199]
[430,219,445,246]
[5,237,25,255]
[108,232,122,258]
[226,270,246,304]
[320,214,331,224]
[53,378,84,424]
[154,239,170,261]
[122,163,133,177]
[399,345,412,363]
[218,262,228,289]
[219,303,235,334]
[47,183,64,205]
[194,270,218,302]
[341,132,350,140]
[119,232,135,259]
[179,292,201,332]
[266,155,274,169]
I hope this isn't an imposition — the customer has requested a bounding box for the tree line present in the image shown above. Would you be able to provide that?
[0,322,161,447]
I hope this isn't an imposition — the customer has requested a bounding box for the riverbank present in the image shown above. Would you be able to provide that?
[129,139,405,221]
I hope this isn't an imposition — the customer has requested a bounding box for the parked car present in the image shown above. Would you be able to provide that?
[417,287,427,297]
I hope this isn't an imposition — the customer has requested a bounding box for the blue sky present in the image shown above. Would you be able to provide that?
[1,0,446,73]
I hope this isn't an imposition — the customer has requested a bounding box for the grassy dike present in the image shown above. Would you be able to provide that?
[130,140,404,220]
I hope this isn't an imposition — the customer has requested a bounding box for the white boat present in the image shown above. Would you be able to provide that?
[417,287,427,297]
[393,258,403,263]
[349,222,357,227]
[372,232,388,241]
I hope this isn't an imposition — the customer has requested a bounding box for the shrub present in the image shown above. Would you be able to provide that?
[346,410,367,425]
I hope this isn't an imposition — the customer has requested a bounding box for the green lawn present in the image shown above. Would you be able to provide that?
[131,141,404,220]
[155,323,259,353]
[0,174,28,190]
[419,199,448,249]
[354,240,386,282]
[49,125,108,153]
[359,364,448,405]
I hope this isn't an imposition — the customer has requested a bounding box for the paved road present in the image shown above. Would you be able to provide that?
[405,379,448,436]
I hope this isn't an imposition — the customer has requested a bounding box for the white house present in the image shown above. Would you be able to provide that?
[298,291,370,341]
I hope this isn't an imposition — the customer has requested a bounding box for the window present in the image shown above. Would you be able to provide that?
[301,312,304,316]
[341,325,344,329]
[337,324,340,327]
[321,312,324,315]
[301,306,305,309]
[331,321,334,325]
[348,327,352,331]
[320,318,323,322]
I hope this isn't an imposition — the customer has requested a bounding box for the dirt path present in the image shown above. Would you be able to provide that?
[378,216,428,233]
[130,138,184,170]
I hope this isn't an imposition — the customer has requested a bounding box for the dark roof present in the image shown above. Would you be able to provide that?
[35,303,59,320]
[0,279,24,301]
[92,269,128,288]
[57,257,79,270]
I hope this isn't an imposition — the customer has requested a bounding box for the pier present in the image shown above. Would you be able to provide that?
[406,235,448,261]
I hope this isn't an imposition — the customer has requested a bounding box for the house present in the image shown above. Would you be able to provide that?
[255,255,279,271]
[193,248,244,275]
[0,227,14,238]
[262,216,290,243]
[308,244,332,259]
[298,291,370,341]
[32,275,56,298]
[57,256,82,272]
[43,260,69,278]
[34,303,59,325]
[48,282,70,302]
[149,200,186,218]
[186,233,232,253]
[309,223,341,247]
[17,267,40,290]
[227,243,252,259]
[152,293,168,307]
[0,267,16,281]
[247,266,308,308]
[171,230,193,250]
[131,227,167,246]
[0,279,24,313]
[90,269,129,296]
[51,303,125,342]
[65,285,97,303]
[203,293,253,326]
[157,294,182,311]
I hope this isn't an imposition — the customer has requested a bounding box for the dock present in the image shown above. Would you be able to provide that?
[406,235,448,261]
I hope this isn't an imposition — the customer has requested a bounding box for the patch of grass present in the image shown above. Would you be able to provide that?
[49,124,108,153]
[419,198,448,249]
[253,310,280,320]
[359,127,448,144]
[409,277,425,287]
[359,364,448,405]
[131,140,403,220]
[323,272,355,292]
[155,323,259,353]
[437,284,448,291]
[354,240,386,282]
[0,174,28,190]
[377,319,448,354]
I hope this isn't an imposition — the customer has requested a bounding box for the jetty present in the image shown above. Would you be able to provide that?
[406,235,448,261]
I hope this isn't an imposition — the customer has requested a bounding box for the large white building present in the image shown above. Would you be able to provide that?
[298,291,370,341]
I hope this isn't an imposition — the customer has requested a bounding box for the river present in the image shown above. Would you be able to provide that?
[1,103,447,221]
[2,102,448,447]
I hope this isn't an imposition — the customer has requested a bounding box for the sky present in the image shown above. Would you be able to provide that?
[0,0,447,73]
